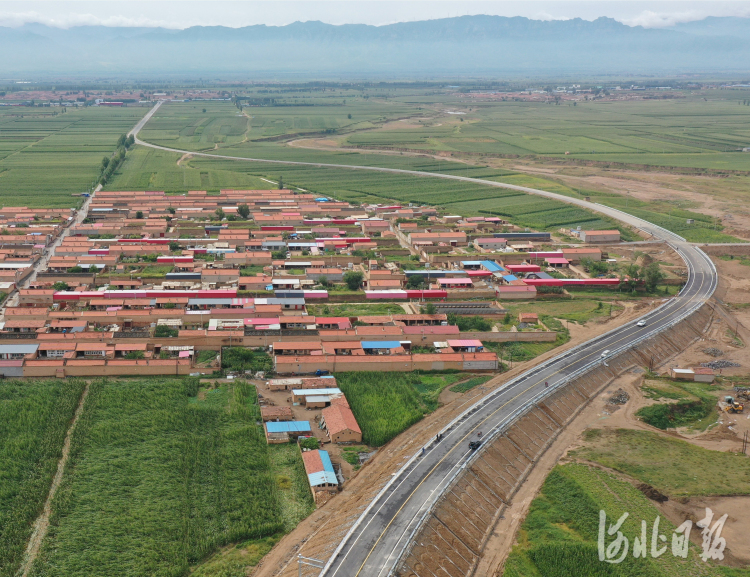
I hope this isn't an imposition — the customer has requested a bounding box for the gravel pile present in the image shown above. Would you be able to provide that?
[703,348,724,357]
[608,389,630,405]
[701,360,741,369]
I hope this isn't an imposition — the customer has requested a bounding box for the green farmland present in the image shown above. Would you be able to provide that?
[107,146,638,236]
[118,96,746,242]
[26,378,308,577]
[0,106,147,207]
[137,97,419,153]
[0,380,85,577]
[344,91,750,172]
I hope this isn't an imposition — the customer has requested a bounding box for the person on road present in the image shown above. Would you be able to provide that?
[477,431,482,438]
[545,381,549,388]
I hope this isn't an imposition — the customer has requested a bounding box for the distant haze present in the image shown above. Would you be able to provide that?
[1,1,750,30]
[2,14,750,77]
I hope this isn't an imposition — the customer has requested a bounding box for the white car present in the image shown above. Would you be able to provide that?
[636,320,647,327]
[601,350,610,358]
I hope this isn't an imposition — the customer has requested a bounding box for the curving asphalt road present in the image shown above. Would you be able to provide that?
[131,102,717,577]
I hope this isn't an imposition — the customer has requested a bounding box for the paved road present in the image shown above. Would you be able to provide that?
[130,105,718,577]
[1,186,99,315]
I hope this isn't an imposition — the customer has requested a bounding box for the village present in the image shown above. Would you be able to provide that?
[0,187,710,501]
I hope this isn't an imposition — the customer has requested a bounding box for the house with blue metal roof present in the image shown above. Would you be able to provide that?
[302,449,339,490]
[264,420,312,443]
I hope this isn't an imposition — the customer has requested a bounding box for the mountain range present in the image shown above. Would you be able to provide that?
[1,15,750,78]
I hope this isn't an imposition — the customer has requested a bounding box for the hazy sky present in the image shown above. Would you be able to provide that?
[1,0,748,29]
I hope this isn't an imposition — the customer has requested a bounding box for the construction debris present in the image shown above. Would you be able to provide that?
[701,360,740,369]
[703,348,724,357]
[608,389,630,405]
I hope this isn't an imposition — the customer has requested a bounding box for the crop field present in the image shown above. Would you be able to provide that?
[138,97,419,153]
[0,380,85,577]
[0,106,147,207]
[336,372,461,446]
[503,462,723,577]
[191,443,314,577]
[347,91,750,172]
[29,378,284,577]
[122,100,740,240]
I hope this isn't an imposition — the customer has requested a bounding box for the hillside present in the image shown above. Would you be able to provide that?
[2,15,750,76]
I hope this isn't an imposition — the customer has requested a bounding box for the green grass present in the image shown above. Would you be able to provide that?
[0,106,147,207]
[196,350,218,365]
[307,302,405,317]
[573,428,750,497]
[336,372,461,446]
[482,316,570,364]
[221,347,274,375]
[450,375,493,393]
[30,378,284,577]
[0,380,85,577]
[635,380,719,431]
[341,445,371,470]
[504,462,723,577]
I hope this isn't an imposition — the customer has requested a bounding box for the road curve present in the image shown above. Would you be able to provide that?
[131,103,717,577]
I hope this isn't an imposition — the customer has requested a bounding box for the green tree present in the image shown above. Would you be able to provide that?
[278,176,283,190]
[167,206,176,214]
[126,134,135,147]
[116,134,126,147]
[168,241,180,252]
[214,207,225,220]
[421,302,437,315]
[52,281,70,291]
[237,204,250,219]
[343,270,363,291]
[125,350,145,360]
[406,275,425,289]
[67,266,83,273]
[317,275,329,288]
[154,325,178,338]
[135,210,144,219]
[642,262,665,292]
[620,263,641,293]
[101,156,109,170]
[347,113,352,119]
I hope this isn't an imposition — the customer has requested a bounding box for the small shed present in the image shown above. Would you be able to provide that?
[691,367,715,383]
[545,257,569,268]
[260,406,294,422]
[670,368,695,381]
[518,312,539,324]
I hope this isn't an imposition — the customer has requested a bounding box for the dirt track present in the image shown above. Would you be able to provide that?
[19,383,90,577]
